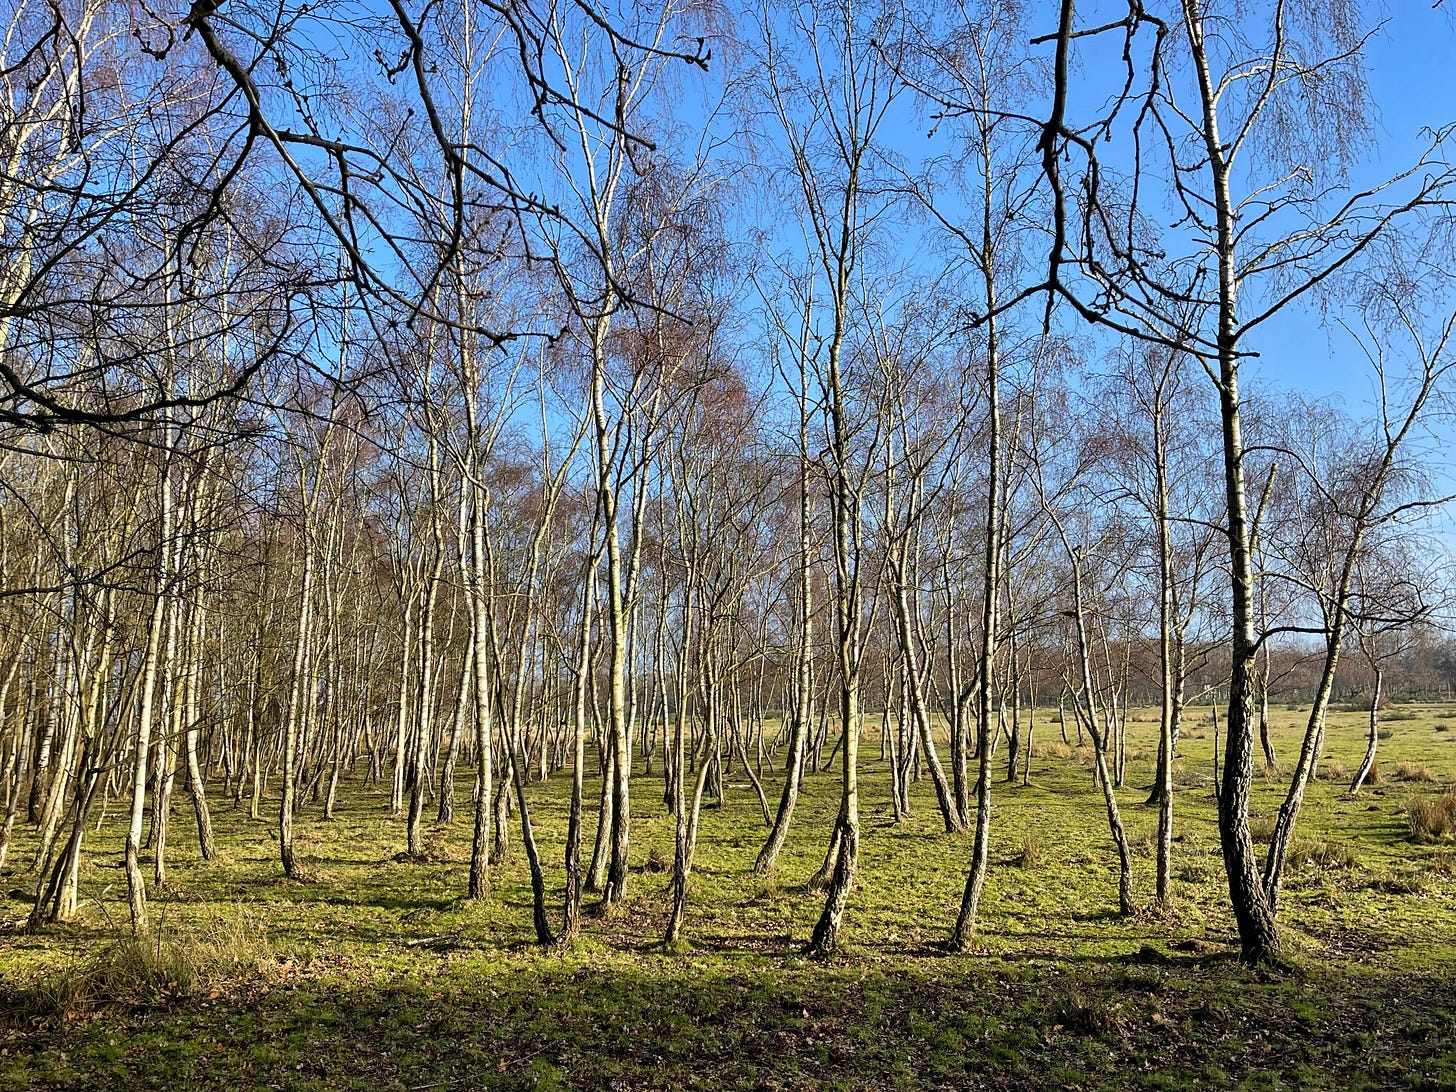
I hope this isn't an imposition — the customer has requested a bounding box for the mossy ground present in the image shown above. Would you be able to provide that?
[3,702,1455,1090]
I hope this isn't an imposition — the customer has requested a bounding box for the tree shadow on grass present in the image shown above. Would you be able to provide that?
[8,949,1455,1092]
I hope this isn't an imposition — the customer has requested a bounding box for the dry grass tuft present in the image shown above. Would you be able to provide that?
[1395,762,1438,783]
[1030,741,1074,760]
[1013,834,1043,869]
[1176,862,1214,884]
[1287,838,1360,870]
[1057,990,1124,1036]
[1248,815,1278,844]
[1171,761,1208,788]
[1406,790,1456,842]
[8,911,270,1022]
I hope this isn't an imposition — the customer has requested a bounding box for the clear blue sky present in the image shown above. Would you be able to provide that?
[1244,4,1455,412]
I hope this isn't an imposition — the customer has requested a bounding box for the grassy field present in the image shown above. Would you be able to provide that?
[3,701,1456,1090]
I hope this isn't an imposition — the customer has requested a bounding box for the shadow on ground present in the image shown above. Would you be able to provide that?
[3,948,1454,1091]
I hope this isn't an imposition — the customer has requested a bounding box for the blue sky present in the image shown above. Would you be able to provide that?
[1244,4,1454,412]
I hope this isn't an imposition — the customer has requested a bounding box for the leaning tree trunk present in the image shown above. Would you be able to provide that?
[668,629,720,945]
[1060,543,1135,918]
[124,444,176,931]
[891,551,961,833]
[179,518,216,861]
[757,431,814,874]
[510,726,554,945]
[407,441,447,858]
[951,169,1003,952]
[279,544,316,880]
[807,292,863,957]
[1350,663,1383,795]
[561,550,597,937]
[589,319,633,908]
[1262,553,1360,911]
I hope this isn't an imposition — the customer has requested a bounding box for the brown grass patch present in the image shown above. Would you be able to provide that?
[1248,814,1278,843]
[1030,741,1074,760]
[1395,762,1438,783]
[1405,789,1456,842]
[1287,838,1360,870]
[1013,834,1043,869]
[5,912,271,1022]
[1171,761,1207,788]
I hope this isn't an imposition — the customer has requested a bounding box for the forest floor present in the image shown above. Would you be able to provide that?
[3,702,1456,1090]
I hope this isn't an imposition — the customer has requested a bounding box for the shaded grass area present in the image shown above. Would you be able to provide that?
[8,950,1456,1091]
[3,701,1456,1089]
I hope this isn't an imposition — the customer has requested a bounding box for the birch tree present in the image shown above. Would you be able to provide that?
[1035,0,1456,961]
[760,0,902,952]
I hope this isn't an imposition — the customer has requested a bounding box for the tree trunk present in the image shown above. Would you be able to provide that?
[280,543,316,880]
[1350,664,1382,795]
[1187,0,1281,962]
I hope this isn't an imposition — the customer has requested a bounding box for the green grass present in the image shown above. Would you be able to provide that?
[2,700,1455,1090]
